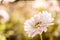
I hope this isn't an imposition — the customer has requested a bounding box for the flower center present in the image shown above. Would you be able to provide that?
[34,22,42,28]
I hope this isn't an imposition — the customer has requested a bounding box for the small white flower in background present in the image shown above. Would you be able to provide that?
[2,0,15,4]
[0,0,15,3]
[32,0,48,9]
[24,11,54,37]
[48,0,59,12]
[0,9,9,24]
[3,0,15,2]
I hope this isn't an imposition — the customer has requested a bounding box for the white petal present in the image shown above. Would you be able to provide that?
[33,14,40,22]
[40,11,54,23]
[24,19,34,27]
[0,9,9,23]
[28,29,40,37]
[24,19,34,32]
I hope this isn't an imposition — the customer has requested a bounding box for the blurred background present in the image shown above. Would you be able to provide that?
[0,0,60,40]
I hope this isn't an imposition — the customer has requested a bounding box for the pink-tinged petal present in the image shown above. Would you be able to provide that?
[29,28,42,37]
[33,14,40,22]
[24,19,35,27]
[40,11,54,24]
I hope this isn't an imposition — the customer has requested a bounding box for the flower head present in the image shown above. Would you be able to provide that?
[32,0,48,9]
[24,11,54,37]
[0,9,10,24]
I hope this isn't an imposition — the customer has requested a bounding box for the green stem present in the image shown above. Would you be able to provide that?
[49,34,53,40]
[40,34,43,40]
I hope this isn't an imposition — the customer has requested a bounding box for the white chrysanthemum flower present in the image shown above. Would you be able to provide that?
[24,11,54,37]
[0,9,9,24]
